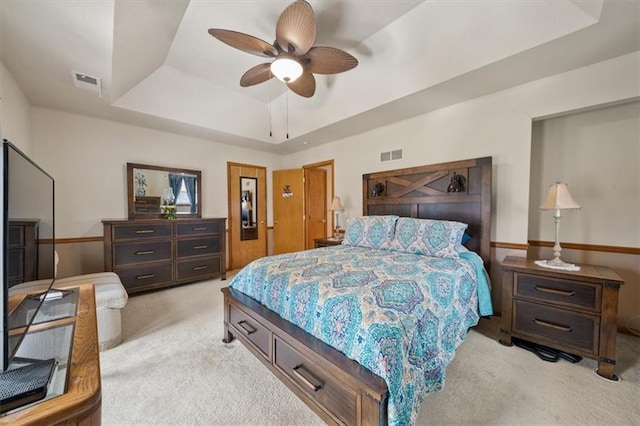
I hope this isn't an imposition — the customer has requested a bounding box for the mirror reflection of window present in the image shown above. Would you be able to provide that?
[240,177,258,240]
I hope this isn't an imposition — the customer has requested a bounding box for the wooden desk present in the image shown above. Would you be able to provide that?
[1,284,102,425]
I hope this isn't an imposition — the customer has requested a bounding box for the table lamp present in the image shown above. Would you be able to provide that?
[536,182,581,270]
[330,196,344,238]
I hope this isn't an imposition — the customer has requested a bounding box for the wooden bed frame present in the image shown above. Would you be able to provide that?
[221,157,492,425]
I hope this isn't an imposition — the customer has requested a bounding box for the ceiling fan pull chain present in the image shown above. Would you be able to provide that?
[269,74,273,137]
[286,90,289,139]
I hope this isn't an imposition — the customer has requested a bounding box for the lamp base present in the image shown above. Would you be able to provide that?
[534,259,581,271]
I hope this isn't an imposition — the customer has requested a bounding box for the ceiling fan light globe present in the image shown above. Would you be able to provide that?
[271,58,303,83]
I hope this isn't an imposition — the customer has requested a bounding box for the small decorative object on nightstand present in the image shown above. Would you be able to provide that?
[314,238,343,248]
[499,256,624,381]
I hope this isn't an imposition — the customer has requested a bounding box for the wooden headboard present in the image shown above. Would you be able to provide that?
[363,157,492,268]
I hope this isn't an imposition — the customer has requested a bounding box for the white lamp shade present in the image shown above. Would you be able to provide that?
[540,182,581,210]
[270,57,303,83]
[330,196,343,211]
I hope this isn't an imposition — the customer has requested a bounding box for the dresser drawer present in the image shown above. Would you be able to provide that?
[274,337,357,425]
[515,273,600,312]
[112,223,173,241]
[229,304,270,359]
[116,263,173,291]
[114,241,173,266]
[176,256,221,282]
[176,237,221,258]
[513,300,599,354]
[8,225,25,247]
[177,221,222,237]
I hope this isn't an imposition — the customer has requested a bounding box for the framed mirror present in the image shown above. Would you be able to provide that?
[240,177,258,240]
[127,163,202,219]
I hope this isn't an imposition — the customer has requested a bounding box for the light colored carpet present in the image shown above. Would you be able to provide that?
[100,278,640,425]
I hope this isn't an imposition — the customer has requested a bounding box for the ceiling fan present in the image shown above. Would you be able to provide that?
[208,0,358,98]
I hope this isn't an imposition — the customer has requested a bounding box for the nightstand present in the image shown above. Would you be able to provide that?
[313,238,343,248]
[499,256,623,380]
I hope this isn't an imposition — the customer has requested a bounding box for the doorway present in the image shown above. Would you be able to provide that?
[227,162,267,270]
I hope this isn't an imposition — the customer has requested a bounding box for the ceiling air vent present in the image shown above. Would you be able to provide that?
[380,148,403,163]
[71,70,102,97]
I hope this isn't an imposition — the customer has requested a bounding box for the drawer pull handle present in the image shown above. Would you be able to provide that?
[135,250,155,255]
[136,274,155,280]
[193,265,208,271]
[292,365,322,392]
[193,227,207,231]
[135,230,155,234]
[533,318,572,332]
[237,320,256,335]
[535,286,575,297]
[193,245,208,250]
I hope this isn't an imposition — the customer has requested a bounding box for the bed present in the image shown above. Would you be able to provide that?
[221,157,492,426]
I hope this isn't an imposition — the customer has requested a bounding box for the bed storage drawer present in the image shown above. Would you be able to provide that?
[229,304,270,359]
[513,299,599,354]
[514,273,600,312]
[274,337,357,425]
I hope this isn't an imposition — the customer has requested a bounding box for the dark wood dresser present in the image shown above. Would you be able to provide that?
[499,256,623,380]
[7,220,38,286]
[103,218,226,294]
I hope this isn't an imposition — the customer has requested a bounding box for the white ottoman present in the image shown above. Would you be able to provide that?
[13,272,128,351]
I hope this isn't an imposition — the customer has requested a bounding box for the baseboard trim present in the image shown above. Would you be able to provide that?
[528,240,639,255]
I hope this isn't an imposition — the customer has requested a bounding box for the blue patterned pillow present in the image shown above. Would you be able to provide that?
[389,217,468,257]
[342,215,399,250]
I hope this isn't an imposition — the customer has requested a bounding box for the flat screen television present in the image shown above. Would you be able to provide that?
[1,140,56,373]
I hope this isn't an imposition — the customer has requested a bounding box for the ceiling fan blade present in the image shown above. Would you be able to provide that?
[240,63,274,87]
[287,72,315,98]
[305,47,358,74]
[276,0,316,56]
[208,29,277,58]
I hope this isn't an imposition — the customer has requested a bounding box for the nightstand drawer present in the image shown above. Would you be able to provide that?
[513,300,599,354]
[515,273,600,312]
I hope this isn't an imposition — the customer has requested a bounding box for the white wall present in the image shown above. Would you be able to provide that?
[529,101,639,247]
[0,61,32,153]
[31,108,285,238]
[284,52,640,247]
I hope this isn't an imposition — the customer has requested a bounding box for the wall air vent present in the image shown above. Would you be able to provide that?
[380,148,403,163]
[71,70,102,97]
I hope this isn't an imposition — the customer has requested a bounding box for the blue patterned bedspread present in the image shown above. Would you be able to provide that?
[229,245,492,425]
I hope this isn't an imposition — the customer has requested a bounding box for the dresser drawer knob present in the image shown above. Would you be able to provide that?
[237,320,256,335]
[135,250,155,255]
[136,274,155,280]
[292,365,323,392]
[193,245,208,250]
[192,265,208,271]
[135,229,155,234]
[535,286,575,297]
[533,318,572,332]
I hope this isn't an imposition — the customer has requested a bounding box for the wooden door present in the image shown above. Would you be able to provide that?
[304,167,327,249]
[228,163,267,270]
[273,169,304,254]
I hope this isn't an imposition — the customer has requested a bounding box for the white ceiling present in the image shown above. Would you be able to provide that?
[1,1,638,154]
